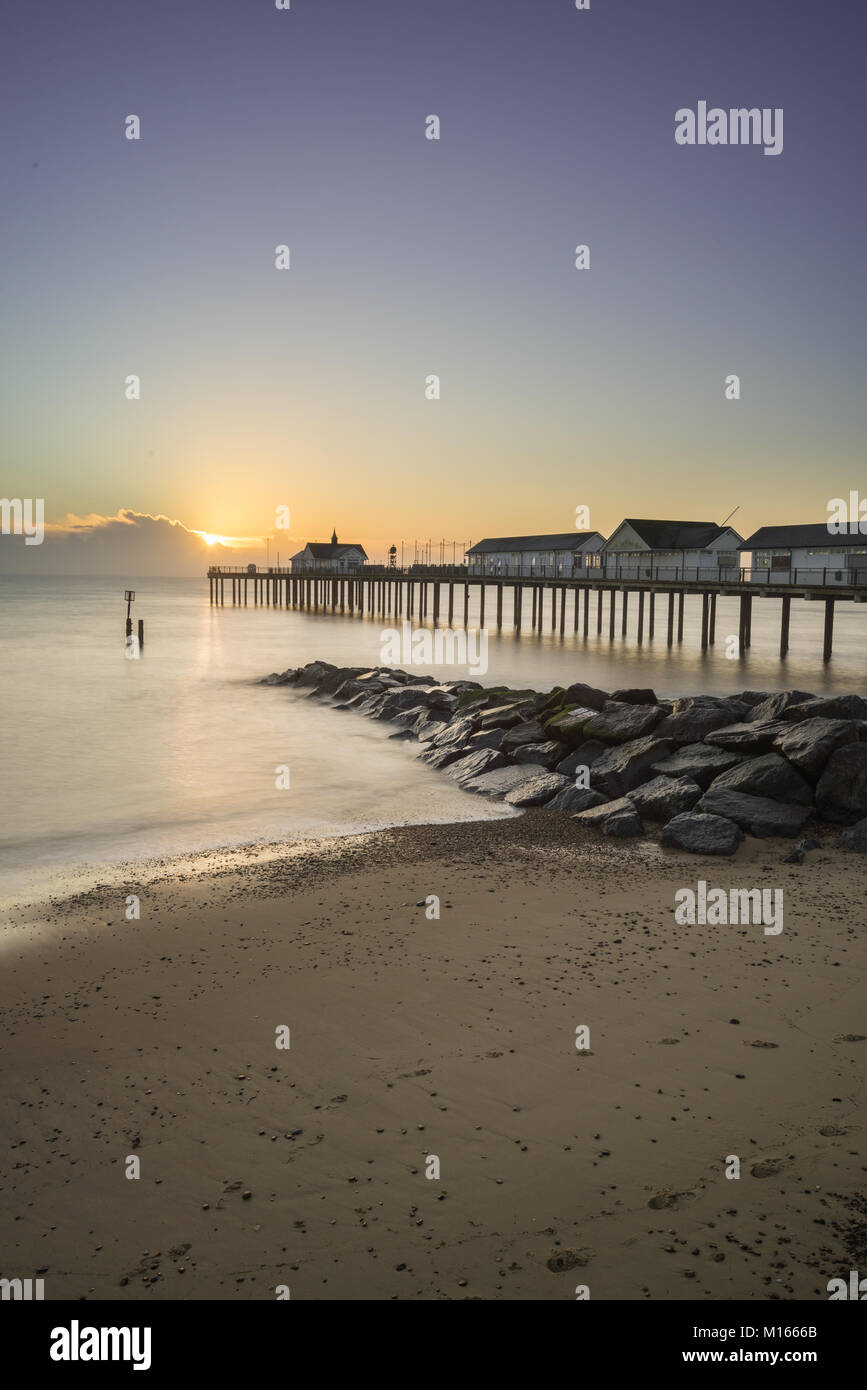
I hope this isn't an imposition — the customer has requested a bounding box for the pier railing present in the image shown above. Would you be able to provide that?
[207,562,867,589]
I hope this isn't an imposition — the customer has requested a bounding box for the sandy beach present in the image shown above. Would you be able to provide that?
[2,812,865,1302]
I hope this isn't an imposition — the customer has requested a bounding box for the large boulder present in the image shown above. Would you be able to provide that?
[429,715,479,750]
[650,742,745,789]
[420,741,475,771]
[661,812,744,856]
[704,720,790,753]
[610,688,659,706]
[503,772,570,806]
[500,720,548,752]
[627,775,703,820]
[546,785,607,813]
[746,690,816,723]
[707,753,814,806]
[543,707,601,746]
[477,701,536,730]
[773,718,858,779]
[581,703,666,743]
[784,694,867,723]
[697,786,812,838]
[562,682,609,711]
[815,744,867,824]
[460,764,539,796]
[556,741,607,776]
[573,797,643,837]
[294,660,340,688]
[513,741,570,769]
[590,735,676,799]
[654,696,749,745]
[446,748,510,785]
[466,727,507,752]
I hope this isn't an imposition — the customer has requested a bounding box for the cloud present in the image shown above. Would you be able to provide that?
[0,508,246,576]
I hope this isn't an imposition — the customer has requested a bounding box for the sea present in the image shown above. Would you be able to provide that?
[1,575,864,911]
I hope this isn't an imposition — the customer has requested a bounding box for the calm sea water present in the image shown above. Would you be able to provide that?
[1,575,864,909]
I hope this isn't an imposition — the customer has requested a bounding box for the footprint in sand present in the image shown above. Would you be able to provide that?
[546,1247,594,1273]
[750,1159,785,1178]
[648,1189,694,1210]
[833,1033,866,1043]
[745,1040,779,1048]
[819,1125,848,1137]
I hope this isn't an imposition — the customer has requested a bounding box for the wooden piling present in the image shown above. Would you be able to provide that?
[823,598,835,662]
[515,585,522,632]
[497,585,503,632]
[637,589,645,643]
[700,593,709,650]
[621,590,628,637]
[780,595,790,656]
[479,584,486,628]
[448,583,454,624]
[708,592,716,644]
[609,590,616,639]
[677,591,684,642]
[667,591,674,645]
[648,590,655,639]
[596,588,603,633]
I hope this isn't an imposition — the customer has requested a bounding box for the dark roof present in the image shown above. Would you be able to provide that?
[604,519,742,550]
[739,524,864,551]
[466,532,602,555]
[303,542,367,559]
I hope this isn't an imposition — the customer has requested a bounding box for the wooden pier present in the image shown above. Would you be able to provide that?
[207,565,867,663]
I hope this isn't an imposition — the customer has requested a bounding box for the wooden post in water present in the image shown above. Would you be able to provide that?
[609,590,616,639]
[138,618,144,650]
[708,592,716,644]
[433,581,440,624]
[648,590,655,639]
[621,590,629,637]
[637,589,645,643]
[448,583,454,623]
[780,595,790,656]
[515,585,522,632]
[559,586,566,635]
[738,594,748,653]
[479,584,486,628]
[596,588,602,633]
[823,598,835,662]
[550,587,557,631]
[532,588,537,627]
[497,585,503,632]
[583,586,589,636]
[677,591,684,642]
[700,593,709,650]
[667,592,674,645]
[463,583,469,624]
[744,593,752,648]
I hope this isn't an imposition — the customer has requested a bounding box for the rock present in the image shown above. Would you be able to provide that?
[707,752,814,806]
[773,717,858,778]
[581,703,666,743]
[697,786,812,838]
[429,716,479,750]
[556,742,607,776]
[503,772,571,806]
[562,682,609,711]
[610,688,658,705]
[784,694,867,723]
[445,748,510,785]
[461,764,542,796]
[513,741,570,769]
[660,812,744,856]
[413,711,447,741]
[545,785,607,813]
[466,728,506,752]
[572,796,643,838]
[500,720,548,752]
[836,820,867,851]
[654,696,749,745]
[390,703,433,728]
[589,735,676,798]
[294,660,340,688]
[388,729,415,742]
[477,701,536,730]
[783,848,805,864]
[739,690,772,707]
[650,742,745,789]
[746,690,816,723]
[627,775,703,820]
[704,720,790,753]
[603,803,644,837]
[815,744,867,824]
[420,741,475,771]
[543,707,602,746]
[800,837,821,851]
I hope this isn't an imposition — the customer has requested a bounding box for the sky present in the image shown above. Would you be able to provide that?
[1,0,865,573]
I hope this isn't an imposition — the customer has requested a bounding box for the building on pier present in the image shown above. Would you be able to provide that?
[739,524,867,586]
[600,518,743,581]
[290,529,367,573]
[465,531,605,578]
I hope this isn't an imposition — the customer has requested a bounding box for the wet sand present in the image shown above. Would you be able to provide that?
[1,814,865,1301]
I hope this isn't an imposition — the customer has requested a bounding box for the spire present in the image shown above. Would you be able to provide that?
[331,527,338,547]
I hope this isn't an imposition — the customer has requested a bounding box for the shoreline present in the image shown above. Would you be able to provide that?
[2,812,865,1300]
